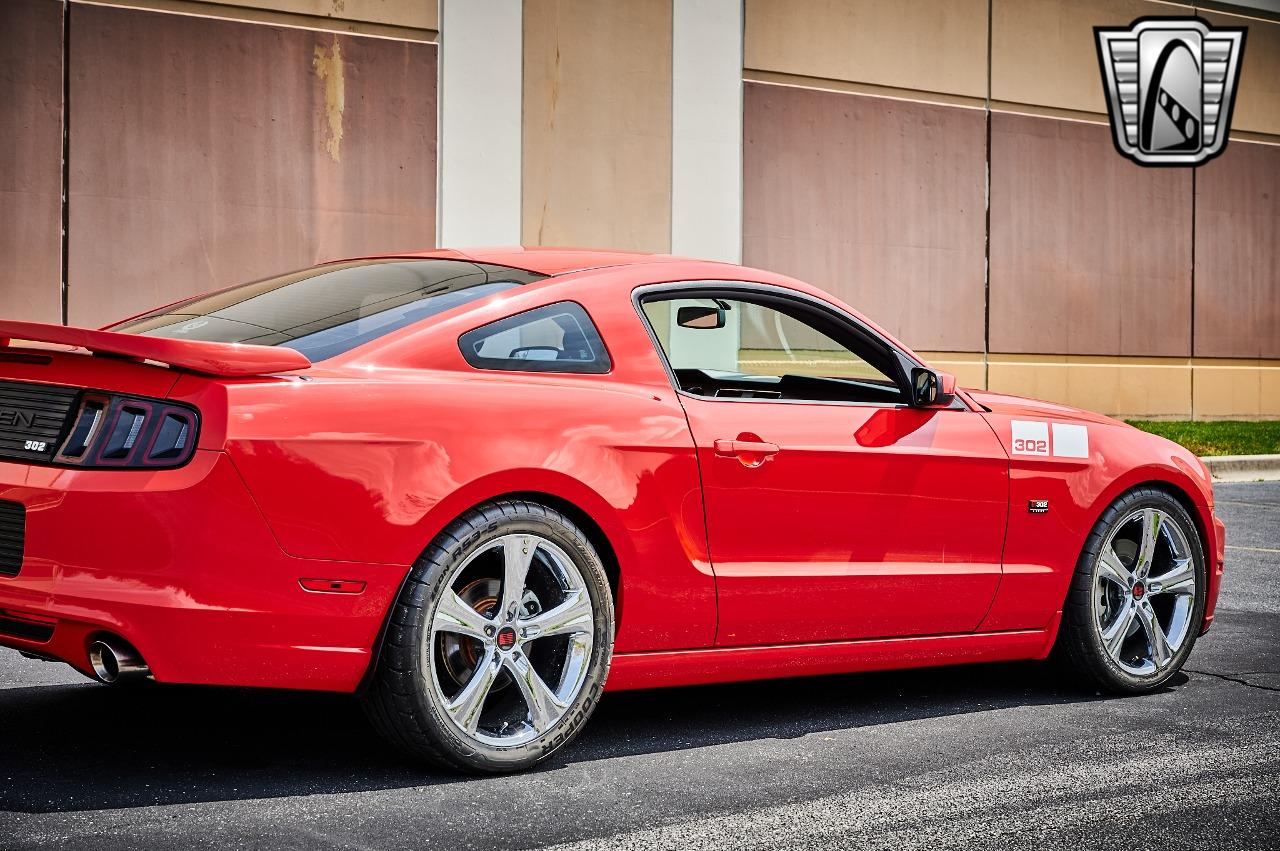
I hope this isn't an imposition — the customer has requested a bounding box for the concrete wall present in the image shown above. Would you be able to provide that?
[2,0,436,327]
[742,0,1280,419]
[522,0,673,252]
[2,0,1277,418]
[68,3,437,325]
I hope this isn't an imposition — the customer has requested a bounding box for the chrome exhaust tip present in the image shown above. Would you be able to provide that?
[88,638,149,683]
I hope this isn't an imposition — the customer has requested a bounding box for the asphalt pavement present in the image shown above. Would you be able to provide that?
[1,482,1278,850]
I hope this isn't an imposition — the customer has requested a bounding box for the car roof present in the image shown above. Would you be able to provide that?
[342,246,685,277]
[315,247,925,377]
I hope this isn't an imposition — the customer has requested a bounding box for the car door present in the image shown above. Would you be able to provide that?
[639,284,1010,646]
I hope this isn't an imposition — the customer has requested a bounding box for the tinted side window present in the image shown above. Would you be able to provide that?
[640,294,904,405]
[459,302,611,374]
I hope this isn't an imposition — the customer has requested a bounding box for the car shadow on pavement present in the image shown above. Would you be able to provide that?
[0,659,1178,814]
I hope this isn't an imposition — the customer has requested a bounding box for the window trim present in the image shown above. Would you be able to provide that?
[458,300,613,375]
[633,281,930,410]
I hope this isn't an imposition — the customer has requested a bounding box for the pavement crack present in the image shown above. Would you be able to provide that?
[1186,668,1280,693]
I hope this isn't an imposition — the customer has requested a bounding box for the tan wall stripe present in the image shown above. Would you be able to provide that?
[74,0,438,41]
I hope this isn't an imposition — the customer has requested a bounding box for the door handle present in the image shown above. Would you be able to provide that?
[713,438,780,467]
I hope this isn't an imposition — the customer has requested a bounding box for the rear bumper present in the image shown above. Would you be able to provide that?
[0,451,406,691]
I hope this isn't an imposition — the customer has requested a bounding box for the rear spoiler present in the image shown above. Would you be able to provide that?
[0,320,311,377]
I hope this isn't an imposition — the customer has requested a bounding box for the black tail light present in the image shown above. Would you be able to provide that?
[55,394,199,469]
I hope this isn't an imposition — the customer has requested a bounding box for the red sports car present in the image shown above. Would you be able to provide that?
[0,248,1223,773]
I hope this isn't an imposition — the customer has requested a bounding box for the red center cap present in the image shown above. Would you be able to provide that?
[496,626,518,650]
[1132,581,1146,599]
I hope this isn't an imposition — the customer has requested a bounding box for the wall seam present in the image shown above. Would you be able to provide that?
[434,0,442,248]
[60,0,71,326]
[738,0,745,263]
[668,0,678,256]
[518,0,524,249]
[1190,166,1198,420]
[72,0,437,42]
[983,0,993,389]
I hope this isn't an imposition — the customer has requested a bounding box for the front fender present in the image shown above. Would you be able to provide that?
[978,415,1218,633]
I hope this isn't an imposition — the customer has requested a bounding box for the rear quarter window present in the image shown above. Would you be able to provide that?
[459,302,611,374]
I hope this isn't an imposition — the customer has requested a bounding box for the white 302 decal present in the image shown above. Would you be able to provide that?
[1011,420,1089,459]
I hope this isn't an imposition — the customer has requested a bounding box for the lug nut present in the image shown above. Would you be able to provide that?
[484,625,496,637]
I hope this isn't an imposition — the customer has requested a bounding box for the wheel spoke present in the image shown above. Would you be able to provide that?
[505,652,567,734]
[1098,546,1134,590]
[522,589,594,640]
[1134,509,1163,580]
[1149,557,1195,596]
[1101,599,1137,659]
[500,536,538,619]
[433,590,491,640]
[1135,602,1172,668]
[445,647,501,734]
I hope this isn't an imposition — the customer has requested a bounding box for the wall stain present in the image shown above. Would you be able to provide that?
[312,36,345,163]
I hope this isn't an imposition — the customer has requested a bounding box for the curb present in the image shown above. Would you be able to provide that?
[1200,453,1280,482]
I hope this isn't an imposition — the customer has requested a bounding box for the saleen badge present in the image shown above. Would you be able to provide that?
[0,407,36,429]
[1095,17,1246,166]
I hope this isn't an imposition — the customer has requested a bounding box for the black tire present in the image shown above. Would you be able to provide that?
[361,499,614,773]
[1056,486,1206,694]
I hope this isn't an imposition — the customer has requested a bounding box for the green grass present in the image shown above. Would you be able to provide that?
[1126,420,1280,457]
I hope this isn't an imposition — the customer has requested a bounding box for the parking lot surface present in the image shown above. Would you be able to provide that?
[1,482,1278,850]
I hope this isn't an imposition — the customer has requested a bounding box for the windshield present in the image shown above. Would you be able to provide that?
[107,259,546,362]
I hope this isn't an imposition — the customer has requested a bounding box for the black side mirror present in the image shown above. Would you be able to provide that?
[676,305,726,329]
[911,368,939,406]
[911,367,956,408]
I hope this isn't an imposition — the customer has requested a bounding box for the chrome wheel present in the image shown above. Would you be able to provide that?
[1093,507,1197,677]
[426,533,595,748]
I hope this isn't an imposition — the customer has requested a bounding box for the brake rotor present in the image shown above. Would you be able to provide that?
[438,578,500,688]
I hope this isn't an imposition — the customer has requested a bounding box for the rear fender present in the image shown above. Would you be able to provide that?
[407,467,639,583]
[222,376,716,653]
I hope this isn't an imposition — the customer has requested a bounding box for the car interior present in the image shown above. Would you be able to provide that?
[641,291,906,406]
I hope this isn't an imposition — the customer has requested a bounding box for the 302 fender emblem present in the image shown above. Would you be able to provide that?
[1010,420,1050,456]
[1011,420,1090,459]
[1013,437,1048,454]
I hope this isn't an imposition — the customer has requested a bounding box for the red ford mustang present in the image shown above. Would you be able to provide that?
[0,248,1224,772]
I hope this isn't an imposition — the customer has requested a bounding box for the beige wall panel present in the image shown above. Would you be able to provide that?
[0,0,64,324]
[1194,139,1280,359]
[1264,365,1280,419]
[67,5,436,327]
[1201,10,1280,137]
[992,0,1192,113]
[90,0,438,30]
[742,84,986,352]
[915,352,987,390]
[988,357,1193,419]
[522,0,671,252]
[744,0,987,97]
[989,112,1192,356]
[1192,361,1264,419]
